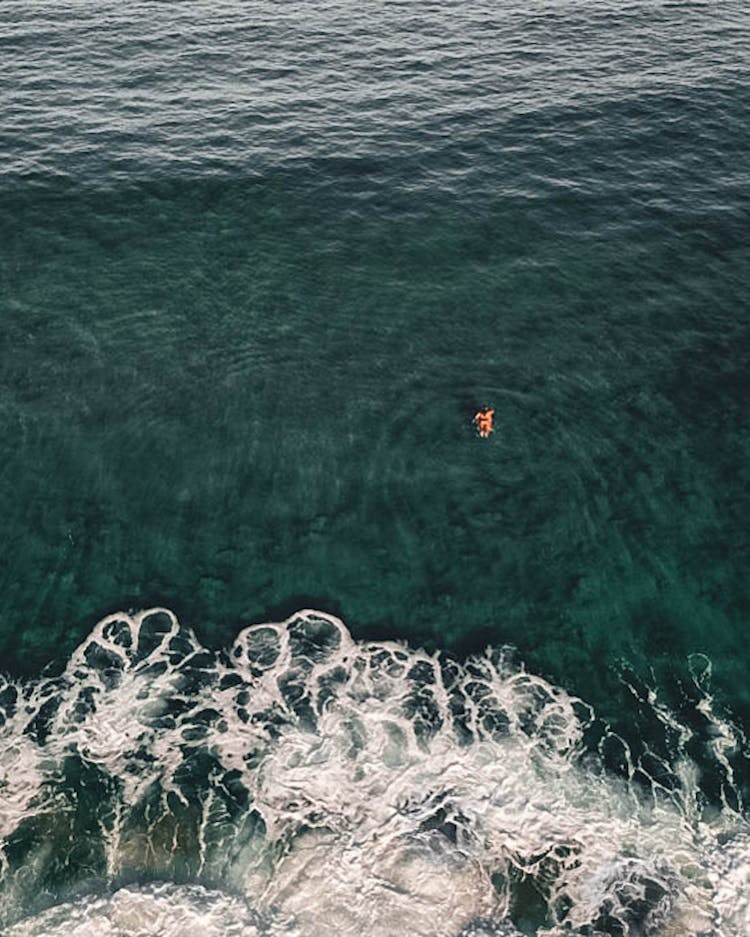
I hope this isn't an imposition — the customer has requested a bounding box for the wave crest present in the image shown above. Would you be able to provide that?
[0,608,748,935]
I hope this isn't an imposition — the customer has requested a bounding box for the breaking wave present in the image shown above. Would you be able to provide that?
[0,608,748,935]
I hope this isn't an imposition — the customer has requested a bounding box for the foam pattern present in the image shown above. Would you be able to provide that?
[0,609,748,936]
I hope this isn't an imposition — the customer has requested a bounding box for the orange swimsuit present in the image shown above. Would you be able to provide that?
[473,408,494,438]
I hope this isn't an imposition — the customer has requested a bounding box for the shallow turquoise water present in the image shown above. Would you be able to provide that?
[1,1,749,932]
[3,167,749,732]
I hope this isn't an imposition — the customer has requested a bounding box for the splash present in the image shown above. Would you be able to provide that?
[0,608,748,936]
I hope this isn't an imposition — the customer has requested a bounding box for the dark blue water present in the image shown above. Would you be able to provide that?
[1,2,749,933]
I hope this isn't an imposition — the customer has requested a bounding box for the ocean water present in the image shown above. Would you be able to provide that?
[1,0,749,933]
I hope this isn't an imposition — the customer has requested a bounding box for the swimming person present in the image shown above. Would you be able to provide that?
[473,407,494,438]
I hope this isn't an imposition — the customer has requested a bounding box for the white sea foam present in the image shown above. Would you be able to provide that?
[4,882,286,937]
[0,608,748,936]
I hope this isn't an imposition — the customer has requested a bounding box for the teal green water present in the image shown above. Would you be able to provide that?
[1,0,749,768]
[2,3,750,932]
[3,174,749,736]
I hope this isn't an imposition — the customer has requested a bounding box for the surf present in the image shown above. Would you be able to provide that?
[0,607,748,935]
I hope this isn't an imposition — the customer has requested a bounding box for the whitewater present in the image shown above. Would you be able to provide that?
[0,608,747,936]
